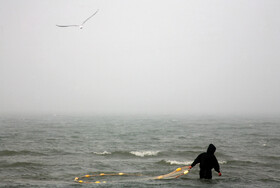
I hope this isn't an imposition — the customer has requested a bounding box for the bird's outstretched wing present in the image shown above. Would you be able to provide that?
[82,9,99,25]
[56,24,79,27]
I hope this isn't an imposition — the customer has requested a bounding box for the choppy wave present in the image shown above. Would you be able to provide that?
[130,151,160,157]
[165,160,193,165]
[0,150,45,156]
[92,150,160,157]
[45,149,73,156]
[219,160,227,164]
[94,151,112,155]
[1,162,44,168]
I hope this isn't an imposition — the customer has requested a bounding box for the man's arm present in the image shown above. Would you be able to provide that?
[190,153,202,168]
[213,156,221,174]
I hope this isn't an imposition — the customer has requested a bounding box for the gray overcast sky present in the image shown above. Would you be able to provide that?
[0,0,280,115]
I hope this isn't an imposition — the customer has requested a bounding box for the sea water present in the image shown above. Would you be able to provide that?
[0,114,279,187]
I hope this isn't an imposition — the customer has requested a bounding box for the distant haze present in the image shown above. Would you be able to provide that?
[0,0,280,115]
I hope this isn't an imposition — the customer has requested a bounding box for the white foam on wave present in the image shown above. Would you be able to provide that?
[130,151,159,157]
[219,160,227,164]
[94,151,112,155]
[165,160,193,165]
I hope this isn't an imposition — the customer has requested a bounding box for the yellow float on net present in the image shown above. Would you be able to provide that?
[84,175,90,177]
[95,181,101,184]
[78,180,83,183]
[176,168,182,172]
[100,173,105,176]
[184,170,189,174]
[119,173,124,175]
[157,175,163,179]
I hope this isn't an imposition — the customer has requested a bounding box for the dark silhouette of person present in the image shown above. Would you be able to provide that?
[188,144,222,179]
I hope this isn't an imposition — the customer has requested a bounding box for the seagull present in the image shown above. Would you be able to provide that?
[56,9,99,29]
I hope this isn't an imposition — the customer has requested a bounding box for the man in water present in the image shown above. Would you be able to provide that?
[188,144,222,179]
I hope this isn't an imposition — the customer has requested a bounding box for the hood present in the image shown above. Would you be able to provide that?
[207,144,216,154]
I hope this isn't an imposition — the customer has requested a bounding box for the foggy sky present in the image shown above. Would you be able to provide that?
[0,0,280,115]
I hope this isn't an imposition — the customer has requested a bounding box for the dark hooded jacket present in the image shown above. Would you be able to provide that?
[191,144,220,179]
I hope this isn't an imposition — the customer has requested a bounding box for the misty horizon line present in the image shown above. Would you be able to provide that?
[1,111,279,118]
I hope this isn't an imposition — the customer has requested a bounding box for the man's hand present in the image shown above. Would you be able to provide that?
[218,172,222,176]
[188,166,192,170]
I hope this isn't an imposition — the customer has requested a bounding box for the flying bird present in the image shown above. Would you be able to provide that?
[56,9,99,29]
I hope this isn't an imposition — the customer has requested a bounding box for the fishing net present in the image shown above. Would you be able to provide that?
[152,166,190,180]
[74,166,190,184]
[74,172,142,184]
